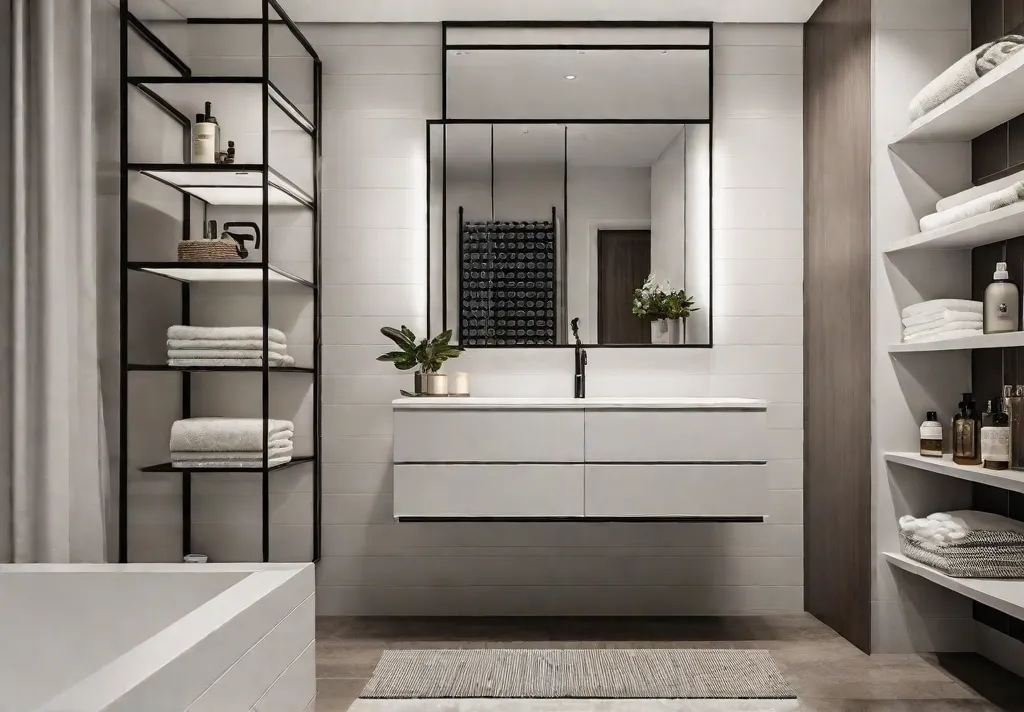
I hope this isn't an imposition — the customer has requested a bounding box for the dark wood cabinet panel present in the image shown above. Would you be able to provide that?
[974,0,1004,47]
[972,0,1024,184]
[804,0,872,654]
[1006,0,1024,33]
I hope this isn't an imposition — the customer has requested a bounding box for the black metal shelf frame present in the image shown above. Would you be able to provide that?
[118,0,322,564]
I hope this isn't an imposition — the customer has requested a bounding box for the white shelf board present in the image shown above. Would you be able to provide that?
[884,452,1024,495]
[129,262,314,287]
[884,552,1024,620]
[130,164,313,208]
[885,200,1024,253]
[891,50,1024,144]
[889,331,1024,353]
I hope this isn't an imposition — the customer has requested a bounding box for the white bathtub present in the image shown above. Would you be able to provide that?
[0,563,315,712]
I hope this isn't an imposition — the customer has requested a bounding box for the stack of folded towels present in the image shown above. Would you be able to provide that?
[167,325,294,367]
[170,417,295,468]
[901,299,983,342]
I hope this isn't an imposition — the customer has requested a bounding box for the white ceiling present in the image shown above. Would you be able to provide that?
[154,0,825,23]
[443,124,689,175]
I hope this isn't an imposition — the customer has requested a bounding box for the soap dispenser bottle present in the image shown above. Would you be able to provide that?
[920,411,943,458]
[953,393,982,466]
[984,261,1019,334]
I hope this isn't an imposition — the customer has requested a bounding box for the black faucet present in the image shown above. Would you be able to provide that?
[571,317,587,399]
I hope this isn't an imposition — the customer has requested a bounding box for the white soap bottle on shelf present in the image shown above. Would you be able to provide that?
[984,261,1019,334]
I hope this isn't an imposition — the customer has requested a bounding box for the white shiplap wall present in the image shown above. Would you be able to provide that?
[124,21,803,614]
[313,22,804,615]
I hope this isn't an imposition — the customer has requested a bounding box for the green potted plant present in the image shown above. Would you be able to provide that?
[632,274,697,344]
[377,326,464,395]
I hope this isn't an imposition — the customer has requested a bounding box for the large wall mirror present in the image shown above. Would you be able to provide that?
[427,23,712,347]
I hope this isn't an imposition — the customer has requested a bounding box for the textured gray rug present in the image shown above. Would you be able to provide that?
[360,649,795,700]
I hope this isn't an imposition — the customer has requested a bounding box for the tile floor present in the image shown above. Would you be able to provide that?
[313,615,1024,711]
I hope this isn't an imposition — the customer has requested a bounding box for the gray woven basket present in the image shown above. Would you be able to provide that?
[899,529,1024,578]
[177,239,240,262]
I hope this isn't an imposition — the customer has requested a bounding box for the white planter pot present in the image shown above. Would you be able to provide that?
[416,371,448,396]
[651,319,671,345]
[650,318,685,345]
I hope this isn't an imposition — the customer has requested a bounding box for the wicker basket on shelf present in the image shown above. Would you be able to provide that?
[176,239,240,262]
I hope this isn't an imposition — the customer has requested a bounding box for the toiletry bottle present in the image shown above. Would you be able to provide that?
[982,399,1010,470]
[1005,385,1024,470]
[953,392,982,465]
[204,101,221,157]
[920,411,943,458]
[192,112,216,164]
[984,261,1020,334]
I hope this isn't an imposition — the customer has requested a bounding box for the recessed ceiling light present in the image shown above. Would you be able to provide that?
[564,74,577,80]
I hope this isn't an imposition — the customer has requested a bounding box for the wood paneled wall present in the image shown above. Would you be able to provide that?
[972,0,1024,183]
[803,0,873,652]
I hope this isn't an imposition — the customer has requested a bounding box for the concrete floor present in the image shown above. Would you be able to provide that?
[313,615,1024,711]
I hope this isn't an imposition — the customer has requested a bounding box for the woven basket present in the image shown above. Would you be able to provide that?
[899,529,1024,578]
[177,239,240,262]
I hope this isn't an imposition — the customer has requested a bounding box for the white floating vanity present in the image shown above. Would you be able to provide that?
[392,397,769,521]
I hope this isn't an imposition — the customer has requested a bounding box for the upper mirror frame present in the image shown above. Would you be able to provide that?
[431,21,715,349]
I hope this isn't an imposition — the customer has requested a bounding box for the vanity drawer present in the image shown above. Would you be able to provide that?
[584,409,767,462]
[584,464,768,517]
[394,409,584,463]
[394,464,584,518]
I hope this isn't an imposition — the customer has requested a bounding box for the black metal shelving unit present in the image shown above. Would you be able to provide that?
[118,0,322,564]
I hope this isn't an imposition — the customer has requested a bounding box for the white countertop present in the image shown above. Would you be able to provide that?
[392,396,767,410]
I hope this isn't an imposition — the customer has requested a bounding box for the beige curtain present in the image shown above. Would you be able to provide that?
[0,0,109,563]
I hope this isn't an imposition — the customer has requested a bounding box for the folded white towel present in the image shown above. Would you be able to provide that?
[171,455,294,469]
[167,326,287,344]
[901,300,983,319]
[171,444,294,462]
[906,328,983,343]
[904,320,988,338]
[920,181,1024,232]
[167,356,296,367]
[902,310,983,328]
[168,349,291,360]
[167,339,287,352]
[169,417,294,453]
[909,35,1024,121]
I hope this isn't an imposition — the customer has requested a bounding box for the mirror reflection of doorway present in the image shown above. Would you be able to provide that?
[597,229,652,345]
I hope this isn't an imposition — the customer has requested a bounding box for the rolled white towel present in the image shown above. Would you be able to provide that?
[920,181,1024,232]
[904,320,986,338]
[167,339,287,352]
[903,310,983,328]
[169,417,294,453]
[167,325,287,344]
[901,300,982,319]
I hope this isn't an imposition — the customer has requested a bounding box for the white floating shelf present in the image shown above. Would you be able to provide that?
[885,201,1024,253]
[891,50,1024,144]
[128,262,314,287]
[884,452,1024,495]
[130,164,313,208]
[888,331,1024,353]
[884,552,1024,620]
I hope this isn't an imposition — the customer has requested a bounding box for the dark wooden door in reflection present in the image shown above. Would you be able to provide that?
[598,229,651,345]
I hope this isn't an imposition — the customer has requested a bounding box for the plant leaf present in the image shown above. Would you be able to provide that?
[381,326,416,353]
